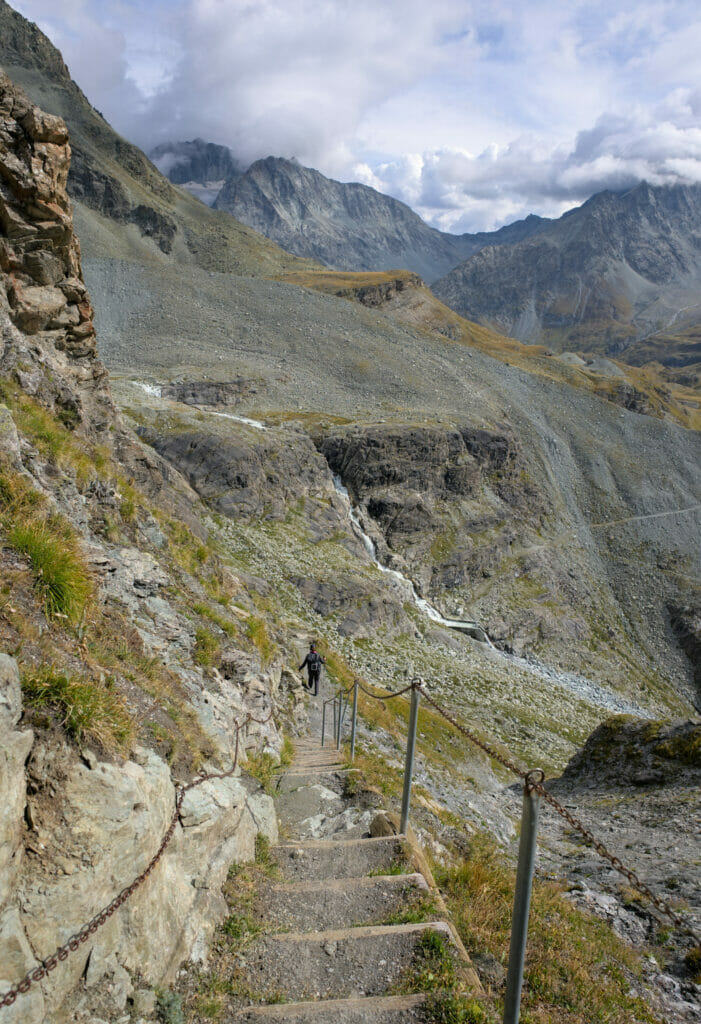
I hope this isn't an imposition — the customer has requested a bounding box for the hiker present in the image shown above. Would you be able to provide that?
[299,642,325,696]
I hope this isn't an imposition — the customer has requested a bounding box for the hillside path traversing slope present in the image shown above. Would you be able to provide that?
[183,695,482,1022]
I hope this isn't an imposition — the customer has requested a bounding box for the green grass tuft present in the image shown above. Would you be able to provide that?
[22,666,134,753]
[9,517,92,623]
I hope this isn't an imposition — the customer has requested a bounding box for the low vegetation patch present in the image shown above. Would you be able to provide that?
[9,517,92,623]
[21,666,134,754]
[245,615,275,665]
[194,626,220,667]
[435,833,662,1024]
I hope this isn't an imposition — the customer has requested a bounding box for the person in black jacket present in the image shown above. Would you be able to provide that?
[299,642,325,696]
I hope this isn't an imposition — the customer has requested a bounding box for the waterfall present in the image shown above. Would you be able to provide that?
[332,475,491,642]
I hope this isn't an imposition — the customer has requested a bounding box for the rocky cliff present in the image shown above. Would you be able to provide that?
[433,182,701,369]
[0,72,297,1024]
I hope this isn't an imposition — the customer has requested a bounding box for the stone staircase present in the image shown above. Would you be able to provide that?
[221,736,480,1022]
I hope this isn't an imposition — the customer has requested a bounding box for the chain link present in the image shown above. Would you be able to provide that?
[357,680,415,701]
[0,705,275,1010]
[416,684,700,945]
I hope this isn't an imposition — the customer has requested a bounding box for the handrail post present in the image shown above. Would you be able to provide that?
[321,702,327,747]
[503,769,544,1024]
[336,693,346,750]
[350,680,359,761]
[399,681,420,834]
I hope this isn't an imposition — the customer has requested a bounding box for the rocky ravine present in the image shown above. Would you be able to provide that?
[0,70,306,1024]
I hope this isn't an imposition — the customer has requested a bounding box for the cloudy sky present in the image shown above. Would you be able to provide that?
[10,0,701,232]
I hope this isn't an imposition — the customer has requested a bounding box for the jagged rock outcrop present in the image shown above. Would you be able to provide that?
[0,69,106,410]
[433,182,701,364]
[669,604,701,699]
[314,421,529,580]
[144,424,338,523]
[557,715,701,788]
[161,377,261,407]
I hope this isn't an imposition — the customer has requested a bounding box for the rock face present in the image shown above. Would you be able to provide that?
[214,157,472,282]
[668,604,701,699]
[0,658,277,1024]
[150,138,241,189]
[145,424,338,522]
[0,68,115,434]
[558,715,701,788]
[215,157,550,282]
[150,138,242,206]
[433,182,701,364]
[161,377,261,407]
[314,421,533,597]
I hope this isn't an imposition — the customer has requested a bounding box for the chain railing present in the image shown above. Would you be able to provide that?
[0,706,274,1011]
[415,683,700,944]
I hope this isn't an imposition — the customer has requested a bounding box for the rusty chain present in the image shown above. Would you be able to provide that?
[357,680,415,701]
[416,684,701,945]
[0,705,275,1010]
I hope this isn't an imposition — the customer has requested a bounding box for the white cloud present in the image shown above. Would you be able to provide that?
[8,0,701,231]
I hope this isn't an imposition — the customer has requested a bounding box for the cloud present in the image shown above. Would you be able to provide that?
[358,91,701,232]
[9,0,701,231]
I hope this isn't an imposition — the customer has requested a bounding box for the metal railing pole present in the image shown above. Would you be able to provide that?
[503,769,544,1024]
[399,682,420,835]
[332,697,338,745]
[321,702,327,747]
[350,680,359,761]
[336,693,346,750]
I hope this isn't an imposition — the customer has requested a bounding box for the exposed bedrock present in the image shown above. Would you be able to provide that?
[668,604,701,702]
[143,426,339,525]
[160,377,261,407]
[313,421,540,589]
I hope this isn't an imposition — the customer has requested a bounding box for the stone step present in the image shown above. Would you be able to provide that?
[259,873,430,932]
[236,922,455,1002]
[275,769,350,794]
[273,836,409,881]
[229,993,427,1022]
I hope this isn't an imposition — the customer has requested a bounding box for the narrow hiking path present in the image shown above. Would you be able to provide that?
[185,712,483,1022]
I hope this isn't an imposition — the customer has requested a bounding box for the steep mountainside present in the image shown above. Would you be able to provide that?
[0,0,315,276]
[0,70,299,1024]
[150,138,242,206]
[433,182,701,367]
[214,155,549,282]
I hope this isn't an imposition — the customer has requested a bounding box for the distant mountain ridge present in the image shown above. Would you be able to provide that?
[432,181,701,364]
[212,155,550,283]
[0,0,313,277]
